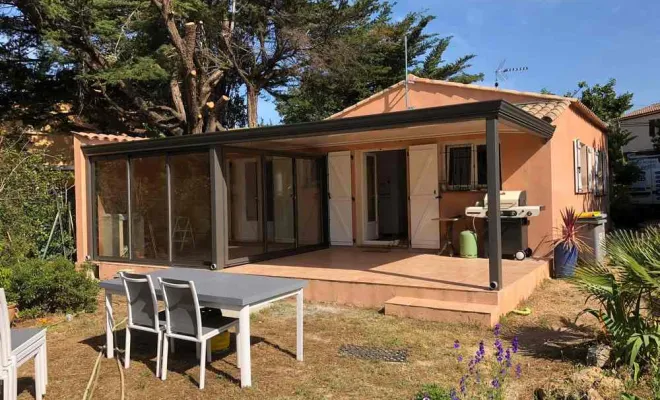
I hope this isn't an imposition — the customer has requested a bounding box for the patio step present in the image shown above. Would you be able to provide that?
[384,297,499,327]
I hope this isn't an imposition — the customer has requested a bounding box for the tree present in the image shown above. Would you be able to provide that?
[276,7,484,123]
[571,79,634,123]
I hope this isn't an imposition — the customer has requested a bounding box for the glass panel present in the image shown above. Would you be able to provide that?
[95,158,129,258]
[448,146,471,187]
[366,155,376,222]
[170,152,212,264]
[226,151,264,260]
[131,156,168,260]
[296,158,323,246]
[265,156,295,252]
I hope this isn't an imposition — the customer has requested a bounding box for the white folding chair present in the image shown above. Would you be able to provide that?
[0,288,47,400]
[119,272,166,377]
[158,278,239,389]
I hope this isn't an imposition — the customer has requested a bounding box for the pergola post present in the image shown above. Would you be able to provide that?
[210,147,226,270]
[486,117,503,290]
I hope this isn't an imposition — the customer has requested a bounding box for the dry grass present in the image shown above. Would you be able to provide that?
[12,280,612,399]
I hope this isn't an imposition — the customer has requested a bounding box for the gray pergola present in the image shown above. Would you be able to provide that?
[84,99,555,290]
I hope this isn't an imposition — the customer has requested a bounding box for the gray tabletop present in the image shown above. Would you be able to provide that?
[100,268,307,307]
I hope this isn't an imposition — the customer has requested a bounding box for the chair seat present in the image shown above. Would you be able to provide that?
[11,328,45,353]
[201,315,238,337]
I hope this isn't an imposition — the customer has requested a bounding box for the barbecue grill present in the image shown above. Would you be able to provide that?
[464,191,544,260]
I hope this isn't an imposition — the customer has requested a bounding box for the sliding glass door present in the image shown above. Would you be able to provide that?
[265,156,295,252]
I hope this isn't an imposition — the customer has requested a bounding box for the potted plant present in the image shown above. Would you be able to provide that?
[548,207,587,278]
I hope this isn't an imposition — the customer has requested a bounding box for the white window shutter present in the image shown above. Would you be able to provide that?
[574,139,582,193]
[602,151,609,194]
[587,147,596,193]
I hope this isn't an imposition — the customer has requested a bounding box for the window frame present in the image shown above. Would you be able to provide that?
[444,142,490,191]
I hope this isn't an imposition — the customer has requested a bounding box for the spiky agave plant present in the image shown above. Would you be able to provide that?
[571,226,660,380]
[548,207,589,252]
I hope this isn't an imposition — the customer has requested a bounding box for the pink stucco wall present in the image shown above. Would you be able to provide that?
[333,79,607,255]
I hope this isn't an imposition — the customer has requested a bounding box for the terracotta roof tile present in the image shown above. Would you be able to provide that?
[73,131,145,143]
[516,100,571,123]
[620,103,660,120]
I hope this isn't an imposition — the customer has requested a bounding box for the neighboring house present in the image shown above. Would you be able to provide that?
[72,75,608,325]
[619,103,660,154]
[619,103,660,206]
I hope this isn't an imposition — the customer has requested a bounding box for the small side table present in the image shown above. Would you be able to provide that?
[435,216,463,257]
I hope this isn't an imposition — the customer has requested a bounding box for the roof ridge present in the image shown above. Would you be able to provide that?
[620,102,660,120]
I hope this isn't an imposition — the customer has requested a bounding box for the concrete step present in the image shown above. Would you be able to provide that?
[384,296,499,327]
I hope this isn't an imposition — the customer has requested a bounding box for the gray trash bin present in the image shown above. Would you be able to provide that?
[577,214,607,263]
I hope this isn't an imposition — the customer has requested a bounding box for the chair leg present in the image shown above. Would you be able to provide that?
[2,375,11,400]
[199,341,207,390]
[156,332,162,378]
[124,327,131,369]
[161,335,169,381]
[206,338,212,362]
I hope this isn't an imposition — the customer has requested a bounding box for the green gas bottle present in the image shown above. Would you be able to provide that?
[459,230,478,258]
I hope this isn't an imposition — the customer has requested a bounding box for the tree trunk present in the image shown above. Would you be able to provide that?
[247,85,258,128]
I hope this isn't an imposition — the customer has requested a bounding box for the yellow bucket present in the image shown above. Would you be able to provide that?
[210,331,231,352]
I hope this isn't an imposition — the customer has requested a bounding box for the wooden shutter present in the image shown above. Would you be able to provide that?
[587,147,594,193]
[574,139,583,193]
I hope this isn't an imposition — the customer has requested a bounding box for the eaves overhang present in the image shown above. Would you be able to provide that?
[83,100,555,157]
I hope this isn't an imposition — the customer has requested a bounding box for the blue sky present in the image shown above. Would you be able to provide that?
[259,0,660,124]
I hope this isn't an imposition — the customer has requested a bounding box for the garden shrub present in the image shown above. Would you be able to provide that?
[414,384,453,400]
[0,268,15,302]
[10,257,98,314]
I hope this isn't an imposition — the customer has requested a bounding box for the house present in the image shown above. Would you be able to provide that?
[72,75,608,326]
[620,102,660,154]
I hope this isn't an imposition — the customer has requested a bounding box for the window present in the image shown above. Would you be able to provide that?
[244,161,259,221]
[445,144,492,190]
[650,119,660,139]
[130,156,168,260]
[574,139,607,195]
[296,159,323,246]
[95,158,129,258]
[170,152,212,265]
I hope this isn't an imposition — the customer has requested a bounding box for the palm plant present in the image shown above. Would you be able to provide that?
[548,207,588,252]
[571,226,660,380]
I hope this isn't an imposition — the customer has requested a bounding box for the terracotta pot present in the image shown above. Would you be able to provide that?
[7,304,18,323]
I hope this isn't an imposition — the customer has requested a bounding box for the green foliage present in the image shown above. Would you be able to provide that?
[0,134,74,263]
[0,268,14,303]
[573,79,634,124]
[414,384,453,400]
[276,5,484,123]
[571,226,660,381]
[10,257,98,314]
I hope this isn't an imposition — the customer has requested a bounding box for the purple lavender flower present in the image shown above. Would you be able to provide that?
[515,363,522,378]
[494,338,504,363]
[454,340,461,349]
[450,389,460,400]
[457,355,463,362]
[512,336,519,354]
[491,378,500,389]
[459,375,467,394]
[493,323,501,336]
[504,348,512,367]
[500,368,507,376]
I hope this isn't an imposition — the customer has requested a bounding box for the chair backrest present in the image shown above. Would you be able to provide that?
[0,289,12,367]
[158,278,202,340]
[120,272,160,331]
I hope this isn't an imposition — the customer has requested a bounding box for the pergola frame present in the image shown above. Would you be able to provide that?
[83,99,555,290]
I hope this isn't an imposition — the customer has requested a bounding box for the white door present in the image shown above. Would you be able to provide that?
[365,153,378,240]
[408,144,440,249]
[328,151,353,245]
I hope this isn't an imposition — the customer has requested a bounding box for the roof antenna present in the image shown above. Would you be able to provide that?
[495,60,528,88]
[404,34,411,109]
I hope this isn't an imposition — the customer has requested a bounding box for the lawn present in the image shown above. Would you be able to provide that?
[11,279,643,399]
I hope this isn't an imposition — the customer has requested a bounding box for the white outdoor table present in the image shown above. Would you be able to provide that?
[99,268,307,388]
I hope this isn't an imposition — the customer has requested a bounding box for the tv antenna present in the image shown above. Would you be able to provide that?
[494,60,528,88]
